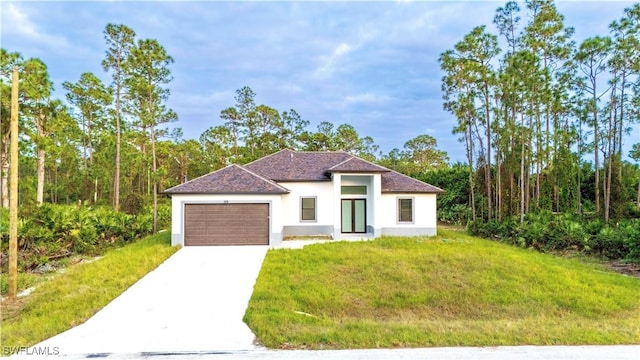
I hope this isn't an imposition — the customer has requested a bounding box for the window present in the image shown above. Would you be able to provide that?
[341,185,367,195]
[301,197,316,221]
[398,198,413,223]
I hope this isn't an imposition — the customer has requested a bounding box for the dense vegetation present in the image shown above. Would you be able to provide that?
[432,1,640,263]
[0,204,170,275]
[245,230,640,348]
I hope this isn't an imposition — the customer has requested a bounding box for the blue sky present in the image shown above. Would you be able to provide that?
[1,1,635,163]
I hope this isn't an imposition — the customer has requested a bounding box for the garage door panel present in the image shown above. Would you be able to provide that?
[184,203,269,246]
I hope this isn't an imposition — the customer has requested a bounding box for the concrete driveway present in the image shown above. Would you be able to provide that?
[30,246,269,355]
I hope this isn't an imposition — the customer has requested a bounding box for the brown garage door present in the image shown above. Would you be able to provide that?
[184,203,269,246]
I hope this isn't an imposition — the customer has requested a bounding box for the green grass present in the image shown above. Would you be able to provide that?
[0,273,40,296]
[244,229,640,349]
[0,232,178,351]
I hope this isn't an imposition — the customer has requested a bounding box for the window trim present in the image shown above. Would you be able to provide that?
[397,197,415,224]
[300,196,317,222]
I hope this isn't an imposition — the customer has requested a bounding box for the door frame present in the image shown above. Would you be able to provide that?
[341,198,367,234]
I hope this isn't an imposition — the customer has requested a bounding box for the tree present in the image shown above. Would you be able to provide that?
[103,24,136,211]
[21,58,53,205]
[440,25,499,220]
[254,104,283,158]
[575,36,612,216]
[493,1,521,55]
[62,73,112,203]
[522,0,575,210]
[0,49,22,208]
[302,121,335,151]
[631,143,640,209]
[280,109,309,149]
[402,134,449,175]
[125,38,175,233]
[200,125,233,170]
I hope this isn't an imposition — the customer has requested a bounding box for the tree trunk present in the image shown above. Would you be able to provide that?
[520,136,525,224]
[467,118,476,222]
[577,118,583,215]
[114,75,122,211]
[151,125,158,233]
[483,85,492,220]
[637,177,640,210]
[36,110,47,205]
[594,106,600,216]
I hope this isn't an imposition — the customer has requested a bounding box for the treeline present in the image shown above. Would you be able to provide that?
[0,24,450,222]
[439,1,640,224]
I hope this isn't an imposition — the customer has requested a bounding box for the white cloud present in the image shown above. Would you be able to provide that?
[1,3,75,54]
[312,42,353,79]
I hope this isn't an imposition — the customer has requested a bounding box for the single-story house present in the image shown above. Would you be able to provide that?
[164,149,444,246]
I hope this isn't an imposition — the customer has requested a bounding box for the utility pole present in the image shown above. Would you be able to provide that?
[9,65,19,299]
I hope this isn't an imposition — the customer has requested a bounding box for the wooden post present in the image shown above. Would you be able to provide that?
[8,66,19,299]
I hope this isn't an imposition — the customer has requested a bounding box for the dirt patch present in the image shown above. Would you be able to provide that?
[1,296,29,322]
[607,262,640,278]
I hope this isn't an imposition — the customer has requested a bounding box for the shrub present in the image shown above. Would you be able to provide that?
[467,211,638,262]
[1,204,160,271]
[622,220,640,263]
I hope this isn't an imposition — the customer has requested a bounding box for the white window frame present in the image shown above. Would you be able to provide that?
[397,197,415,224]
[300,196,317,222]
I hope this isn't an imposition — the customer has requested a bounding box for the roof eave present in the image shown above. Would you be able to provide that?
[326,170,389,173]
[382,190,446,194]
[165,191,290,195]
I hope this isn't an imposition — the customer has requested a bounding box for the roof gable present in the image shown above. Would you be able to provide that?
[381,170,445,194]
[326,157,390,173]
[164,164,290,194]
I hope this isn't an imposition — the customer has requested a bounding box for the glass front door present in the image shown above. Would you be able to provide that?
[341,199,366,233]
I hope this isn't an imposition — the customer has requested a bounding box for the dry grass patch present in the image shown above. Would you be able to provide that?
[244,229,640,349]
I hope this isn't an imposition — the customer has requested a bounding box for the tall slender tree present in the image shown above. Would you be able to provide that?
[0,49,22,208]
[21,58,53,205]
[63,73,112,203]
[103,24,136,211]
[575,36,612,216]
[125,38,175,233]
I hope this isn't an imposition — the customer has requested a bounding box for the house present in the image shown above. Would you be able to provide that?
[164,149,444,246]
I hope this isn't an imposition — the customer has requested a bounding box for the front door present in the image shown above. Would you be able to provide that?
[341,199,366,233]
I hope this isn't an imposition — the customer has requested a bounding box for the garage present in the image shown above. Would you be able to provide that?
[184,203,269,246]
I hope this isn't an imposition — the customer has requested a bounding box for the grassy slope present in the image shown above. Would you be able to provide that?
[0,232,178,350]
[245,229,640,349]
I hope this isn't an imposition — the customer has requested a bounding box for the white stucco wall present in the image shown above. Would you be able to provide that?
[280,181,334,226]
[170,194,284,246]
[380,193,437,236]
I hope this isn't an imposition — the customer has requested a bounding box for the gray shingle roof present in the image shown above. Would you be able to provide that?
[326,157,389,173]
[244,149,352,181]
[165,149,444,195]
[164,164,290,194]
[381,170,445,194]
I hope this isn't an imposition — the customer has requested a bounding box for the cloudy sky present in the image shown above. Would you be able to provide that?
[1,1,635,162]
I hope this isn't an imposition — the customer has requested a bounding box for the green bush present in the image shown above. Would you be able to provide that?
[621,220,640,263]
[1,204,160,271]
[467,212,640,263]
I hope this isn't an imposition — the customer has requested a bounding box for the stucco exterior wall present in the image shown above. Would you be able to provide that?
[379,193,437,236]
[280,181,335,238]
[170,194,284,246]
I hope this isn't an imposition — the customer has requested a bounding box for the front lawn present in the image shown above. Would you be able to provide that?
[244,229,640,348]
[0,232,178,352]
